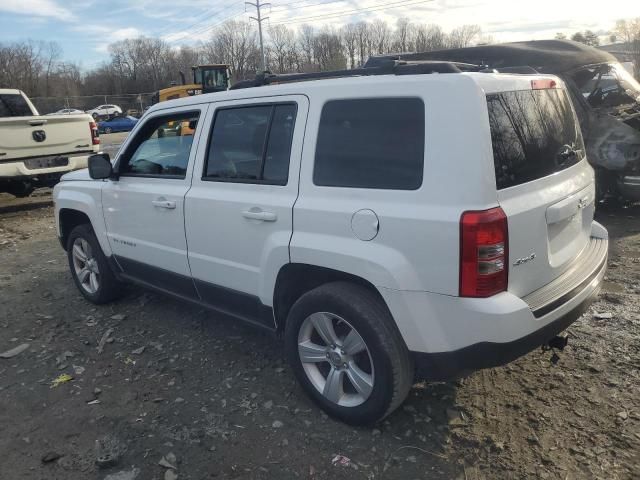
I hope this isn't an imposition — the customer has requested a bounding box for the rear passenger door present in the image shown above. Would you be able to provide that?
[185,96,308,327]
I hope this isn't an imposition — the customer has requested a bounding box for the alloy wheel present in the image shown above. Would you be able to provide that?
[71,237,100,294]
[298,312,374,407]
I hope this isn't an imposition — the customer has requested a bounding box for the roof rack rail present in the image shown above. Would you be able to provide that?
[229,60,484,90]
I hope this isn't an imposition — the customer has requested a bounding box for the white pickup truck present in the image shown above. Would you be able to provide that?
[0,89,100,197]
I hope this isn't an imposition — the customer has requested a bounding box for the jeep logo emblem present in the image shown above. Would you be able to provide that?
[32,130,46,142]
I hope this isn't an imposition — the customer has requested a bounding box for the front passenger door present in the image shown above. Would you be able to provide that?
[102,107,206,298]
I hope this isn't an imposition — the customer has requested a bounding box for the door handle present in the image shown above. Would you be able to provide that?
[152,199,176,209]
[242,209,277,222]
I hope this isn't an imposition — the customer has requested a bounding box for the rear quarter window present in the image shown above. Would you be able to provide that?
[487,88,585,190]
[313,97,425,190]
[0,94,33,117]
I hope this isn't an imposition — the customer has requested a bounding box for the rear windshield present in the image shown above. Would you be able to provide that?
[0,94,33,117]
[487,88,584,190]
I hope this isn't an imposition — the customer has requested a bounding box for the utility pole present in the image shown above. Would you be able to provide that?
[246,0,270,72]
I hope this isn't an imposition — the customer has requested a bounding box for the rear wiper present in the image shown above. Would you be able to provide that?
[557,145,578,164]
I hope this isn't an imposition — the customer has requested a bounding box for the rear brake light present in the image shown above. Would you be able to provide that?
[89,121,100,145]
[531,79,558,90]
[460,207,508,297]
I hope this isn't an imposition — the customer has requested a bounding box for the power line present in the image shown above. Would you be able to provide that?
[269,0,434,25]
[188,9,247,36]
[269,0,351,12]
[157,1,246,39]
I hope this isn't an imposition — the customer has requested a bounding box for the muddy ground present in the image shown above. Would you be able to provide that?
[0,199,639,480]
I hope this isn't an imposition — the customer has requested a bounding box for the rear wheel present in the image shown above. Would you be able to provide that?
[284,282,413,425]
[6,181,34,198]
[67,224,123,304]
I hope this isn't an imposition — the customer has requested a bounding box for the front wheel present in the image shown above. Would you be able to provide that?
[104,126,112,134]
[284,282,414,425]
[67,224,123,304]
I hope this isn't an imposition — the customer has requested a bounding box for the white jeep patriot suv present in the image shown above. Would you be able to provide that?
[53,63,608,425]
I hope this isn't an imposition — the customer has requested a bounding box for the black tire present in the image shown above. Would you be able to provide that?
[284,281,414,425]
[6,181,34,198]
[104,127,112,134]
[67,224,123,304]
[92,112,98,119]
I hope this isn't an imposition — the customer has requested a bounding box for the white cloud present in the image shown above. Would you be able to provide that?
[0,0,74,21]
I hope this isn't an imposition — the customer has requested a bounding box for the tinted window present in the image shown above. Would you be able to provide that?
[204,103,297,185]
[487,89,585,190]
[120,111,199,178]
[263,105,296,182]
[314,98,425,190]
[0,94,33,117]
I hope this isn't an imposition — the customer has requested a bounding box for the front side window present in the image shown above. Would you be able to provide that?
[120,111,199,178]
[204,103,297,185]
[313,98,425,190]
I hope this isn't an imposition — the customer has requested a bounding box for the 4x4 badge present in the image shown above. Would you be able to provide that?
[513,253,536,266]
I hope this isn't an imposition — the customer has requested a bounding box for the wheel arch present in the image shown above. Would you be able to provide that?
[59,208,92,249]
[273,263,391,332]
[55,186,111,255]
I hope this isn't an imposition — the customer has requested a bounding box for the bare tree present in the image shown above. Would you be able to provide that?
[370,20,391,55]
[341,23,359,68]
[356,22,372,66]
[269,25,296,73]
[313,28,346,71]
[298,24,316,72]
[613,18,640,78]
[414,24,447,52]
[448,24,482,48]
[206,20,259,80]
[393,18,413,52]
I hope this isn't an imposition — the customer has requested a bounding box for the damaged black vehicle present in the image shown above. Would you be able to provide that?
[366,40,640,203]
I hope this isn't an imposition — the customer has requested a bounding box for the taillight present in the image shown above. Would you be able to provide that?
[460,207,508,297]
[89,121,100,145]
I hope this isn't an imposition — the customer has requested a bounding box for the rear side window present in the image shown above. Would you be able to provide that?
[204,103,297,185]
[314,98,425,190]
[487,89,585,190]
[0,94,33,117]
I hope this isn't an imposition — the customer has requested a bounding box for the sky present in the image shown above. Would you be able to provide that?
[0,0,638,69]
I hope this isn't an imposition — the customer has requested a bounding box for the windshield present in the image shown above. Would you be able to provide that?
[571,63,640,109]
[194,67,229,92]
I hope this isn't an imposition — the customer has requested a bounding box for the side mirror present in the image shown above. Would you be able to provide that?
[88,153,113,179]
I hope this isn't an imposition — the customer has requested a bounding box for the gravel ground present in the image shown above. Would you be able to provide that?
[0,203,638,479]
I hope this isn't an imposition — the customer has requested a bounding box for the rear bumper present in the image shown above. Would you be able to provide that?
[411,255,605,380]
[379,222,608,381]
[0,153,92,180]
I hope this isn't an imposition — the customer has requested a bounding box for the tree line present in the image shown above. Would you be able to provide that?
[1,17,639,99]
[0,19,486,97]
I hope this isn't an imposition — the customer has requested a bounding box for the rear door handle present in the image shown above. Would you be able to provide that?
[152,199,176,209]
[242,209,277,222]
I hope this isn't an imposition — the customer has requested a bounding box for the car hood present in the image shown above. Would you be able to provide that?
[60,168,91,181]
